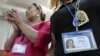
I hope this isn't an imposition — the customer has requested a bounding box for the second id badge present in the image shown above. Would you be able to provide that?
[12,44,27,54]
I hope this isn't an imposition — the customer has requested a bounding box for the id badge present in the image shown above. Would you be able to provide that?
[12,44,27,54]
[62,29,97,53]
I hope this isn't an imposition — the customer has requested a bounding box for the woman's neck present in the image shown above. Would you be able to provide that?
[30,18,42,24]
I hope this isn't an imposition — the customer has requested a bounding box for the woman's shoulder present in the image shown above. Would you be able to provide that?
[38,21,50,31]
[50,6,66,19]
[51,4,74,17]
[39,21,50,28]
[41,21,50,27]
[57,4,74,12]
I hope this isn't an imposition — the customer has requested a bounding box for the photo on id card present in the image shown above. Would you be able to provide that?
[61,29,98,53]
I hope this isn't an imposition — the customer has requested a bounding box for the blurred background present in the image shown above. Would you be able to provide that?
[0,0,100,56]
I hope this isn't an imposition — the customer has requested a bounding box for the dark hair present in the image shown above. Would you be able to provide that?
[32,3,45,21]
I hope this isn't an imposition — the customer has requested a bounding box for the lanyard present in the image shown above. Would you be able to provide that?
[65,0,80,31]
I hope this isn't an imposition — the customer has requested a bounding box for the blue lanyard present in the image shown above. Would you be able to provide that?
[65,1,79,31]
[65,3,78,26]
[65,1,79,27]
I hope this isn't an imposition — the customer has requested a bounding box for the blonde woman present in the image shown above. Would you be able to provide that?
[50,0,79,56]
[50,0,100,56]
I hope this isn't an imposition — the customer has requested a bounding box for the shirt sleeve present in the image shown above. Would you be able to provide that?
[34,21,51,48]
[50,12,59,33]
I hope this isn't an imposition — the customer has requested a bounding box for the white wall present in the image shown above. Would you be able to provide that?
[0,16,14,50]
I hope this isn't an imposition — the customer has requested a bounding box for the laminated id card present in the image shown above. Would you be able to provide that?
[12,44,27,54]
[61,29,97,53]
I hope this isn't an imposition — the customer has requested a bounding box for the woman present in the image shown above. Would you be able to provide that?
[50,0,100,56]
[66,39,75,49]
[4,3,51,56]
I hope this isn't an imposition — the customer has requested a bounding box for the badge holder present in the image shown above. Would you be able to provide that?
[62,29,98,53]
[12,35,27,54]
[62,1,98,54]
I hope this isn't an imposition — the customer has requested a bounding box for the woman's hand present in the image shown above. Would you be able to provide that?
[3,10,20,31]
[5,8,24,25]
[3,10,14,22]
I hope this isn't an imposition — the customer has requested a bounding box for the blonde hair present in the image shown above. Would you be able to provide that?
[50,0,73,10]
[50,0,61,10]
